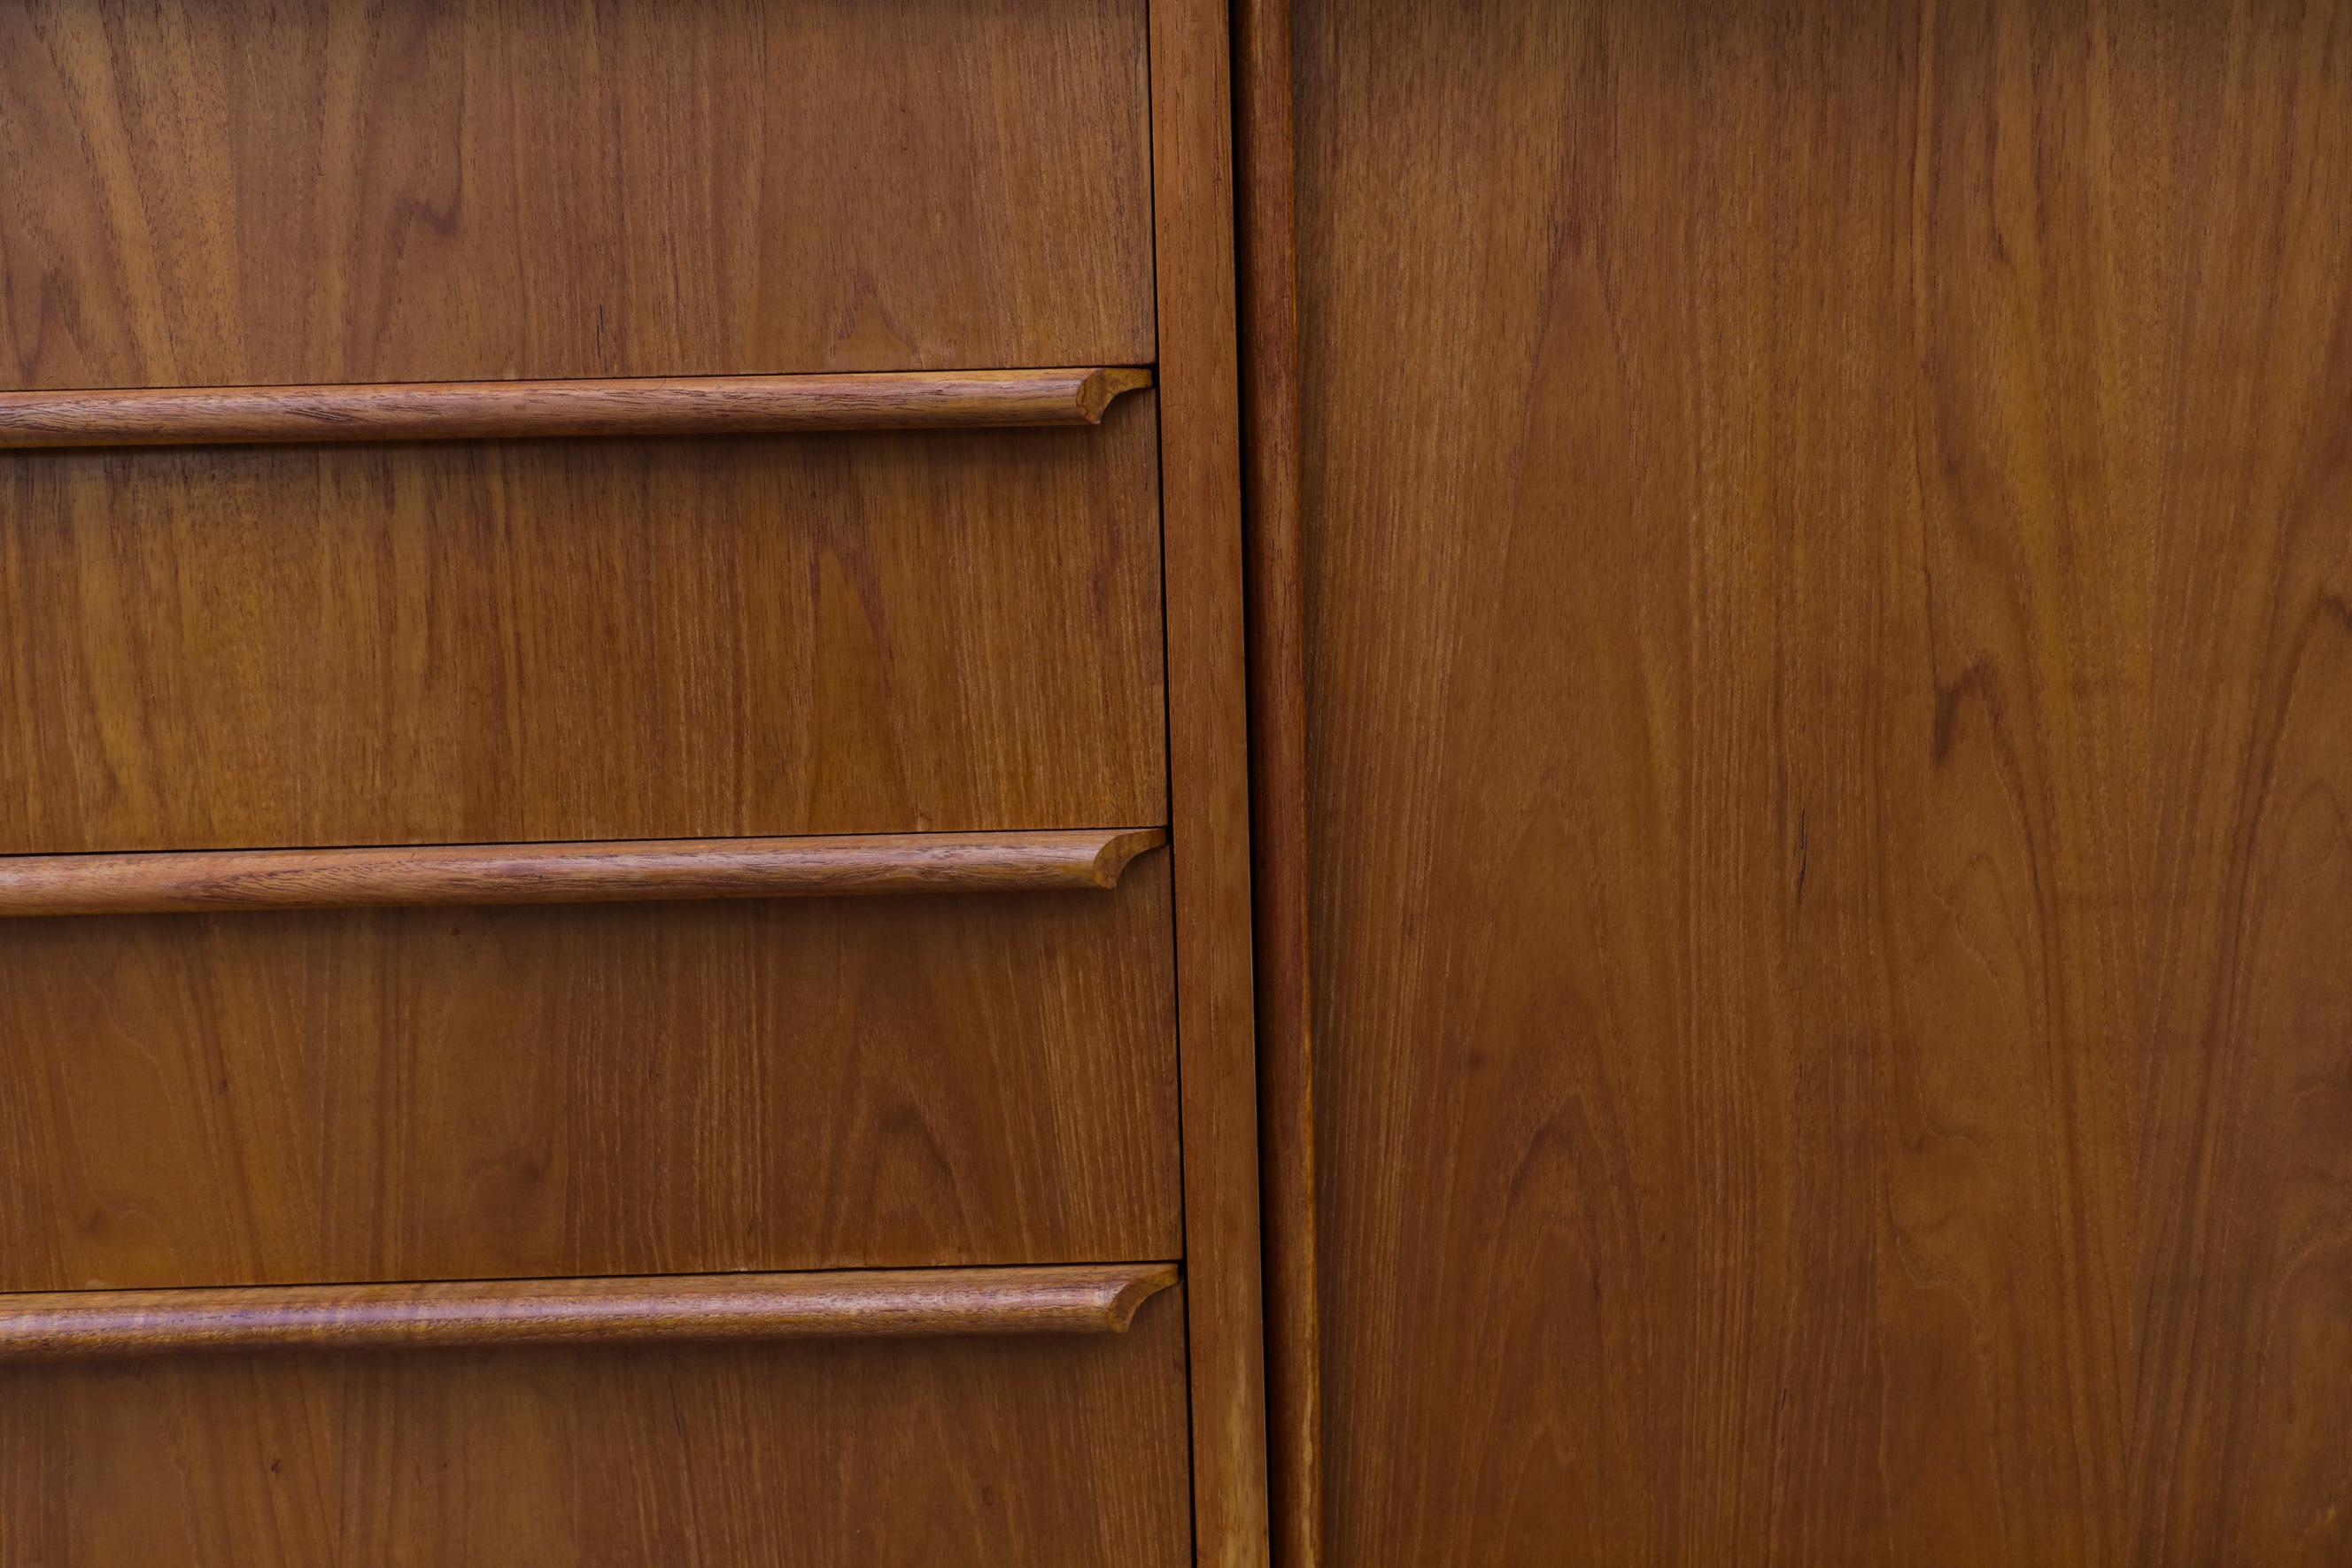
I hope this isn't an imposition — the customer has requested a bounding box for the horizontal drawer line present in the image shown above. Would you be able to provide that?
[0,829,1166,916]
[0,1264,1180,1364]
[0,367,1152,449]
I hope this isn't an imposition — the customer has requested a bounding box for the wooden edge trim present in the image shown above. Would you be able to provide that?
[0,829,1170,917]
[1235,0,1323,1562]
[0,367,1157,449]
[0,1264,1182,1364]
[1153,0,1275,1561]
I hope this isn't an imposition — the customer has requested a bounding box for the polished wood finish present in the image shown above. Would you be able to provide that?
[1235,0,1319,1560]
[0,830,1166,917]
[1150,0,1271,1559]
[0,369,1155,449]
[1,1,1266,1557]
[0,1264,1178,1363]
[0,857,1180,1292]
[1296,0,2352,1561]
[0,1290,1195,1566]
[0,0,1153,389]
[0,401,1164,854]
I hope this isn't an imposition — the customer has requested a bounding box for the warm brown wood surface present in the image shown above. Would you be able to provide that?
[0,369,1156,449]
[0,1286,1194,1565]
[0,856,1180,1292]
[1151,0,1273,1559]
[1235,0,1319,1560]
[0,830,1167,917]
[0,1264,1179,1363]
[0,0,1154,389]
[1296,0,2352,1562]
[0,398,1164,854]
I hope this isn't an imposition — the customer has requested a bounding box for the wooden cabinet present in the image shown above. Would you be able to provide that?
[0,0,1266,1562]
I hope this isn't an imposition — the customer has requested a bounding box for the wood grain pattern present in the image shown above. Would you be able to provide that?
[0,830,1167,916]
[0,0,1154,389]
[0,1264,1179,1363]
[1296,0,2352,1561]
[0,397,1164,854]
[0,369,1155,449]
[1150,0,1273,1559]
[0,856,1180,1292]
[1235,0,1320,1560]
[0,1286,1193,1566]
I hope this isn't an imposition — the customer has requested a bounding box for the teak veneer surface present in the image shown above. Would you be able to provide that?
[0,857,1180,1292]
[1299,0,2352,1562]
[0,398,1164,854]
[0,1289,1194,1566]
[0,0,1155,388]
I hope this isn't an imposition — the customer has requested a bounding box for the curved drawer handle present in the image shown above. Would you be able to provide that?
[0,367,1153,450]
[0,829,1167,917]
[0,1264,1179,1364]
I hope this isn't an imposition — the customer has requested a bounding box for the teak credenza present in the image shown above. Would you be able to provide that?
[0,1,1277,1562]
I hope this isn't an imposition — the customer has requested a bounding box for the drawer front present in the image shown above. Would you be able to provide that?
[0,851,1180,1293]
[0,0,1153,388]
[0,397,1164,854]
[0,1281,1193,1567]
